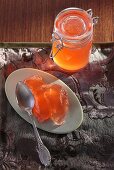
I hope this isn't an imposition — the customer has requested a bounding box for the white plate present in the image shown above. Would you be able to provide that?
[5,68,83,134]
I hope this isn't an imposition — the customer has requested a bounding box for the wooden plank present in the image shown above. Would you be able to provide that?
[0,0,113,43]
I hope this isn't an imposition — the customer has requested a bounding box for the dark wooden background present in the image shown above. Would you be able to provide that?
[0,0,113,43]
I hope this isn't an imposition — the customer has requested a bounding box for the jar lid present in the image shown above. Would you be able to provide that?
[54,8,93,41]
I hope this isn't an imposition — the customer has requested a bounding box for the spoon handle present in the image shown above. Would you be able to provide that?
[27,109,51,166]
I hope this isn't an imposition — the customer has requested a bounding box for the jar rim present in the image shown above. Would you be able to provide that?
[54,7,93,43]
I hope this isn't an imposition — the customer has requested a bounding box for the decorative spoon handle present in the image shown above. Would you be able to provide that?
[27,109,51,166]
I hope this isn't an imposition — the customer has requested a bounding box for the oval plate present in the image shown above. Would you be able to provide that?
[5,68,83,134]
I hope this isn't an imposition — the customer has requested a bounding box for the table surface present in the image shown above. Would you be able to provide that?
[0,45,114,169]
[0,0,114,43]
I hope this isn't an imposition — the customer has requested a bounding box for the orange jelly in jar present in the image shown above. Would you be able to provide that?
[52,8,95,71]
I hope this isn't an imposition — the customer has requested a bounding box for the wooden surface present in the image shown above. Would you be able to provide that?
[0,0,113,43]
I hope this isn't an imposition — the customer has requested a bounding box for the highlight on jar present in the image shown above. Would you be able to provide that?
[50,8,99,72]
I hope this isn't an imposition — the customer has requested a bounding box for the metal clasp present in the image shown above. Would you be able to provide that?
[50,32,64,59]
[87,9,99,25]
[87,9,93,17]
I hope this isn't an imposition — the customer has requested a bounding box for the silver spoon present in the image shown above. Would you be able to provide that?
[15,81,51,166]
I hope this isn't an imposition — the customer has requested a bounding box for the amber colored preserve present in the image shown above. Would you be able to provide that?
[24,75,69,125]
[52,8,93,71]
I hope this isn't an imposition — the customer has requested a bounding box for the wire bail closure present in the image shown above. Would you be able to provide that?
[87,9,99,25]
[50,9,99,60]
[50,32,64,60]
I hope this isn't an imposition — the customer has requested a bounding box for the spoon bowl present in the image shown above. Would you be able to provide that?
[15,81,35,110]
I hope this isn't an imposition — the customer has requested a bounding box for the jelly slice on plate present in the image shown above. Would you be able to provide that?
[44,84,69,125]
[24,75,51,122]
[24,75,69,124]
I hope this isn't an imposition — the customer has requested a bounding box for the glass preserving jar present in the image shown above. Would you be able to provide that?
[51,8,98,72]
